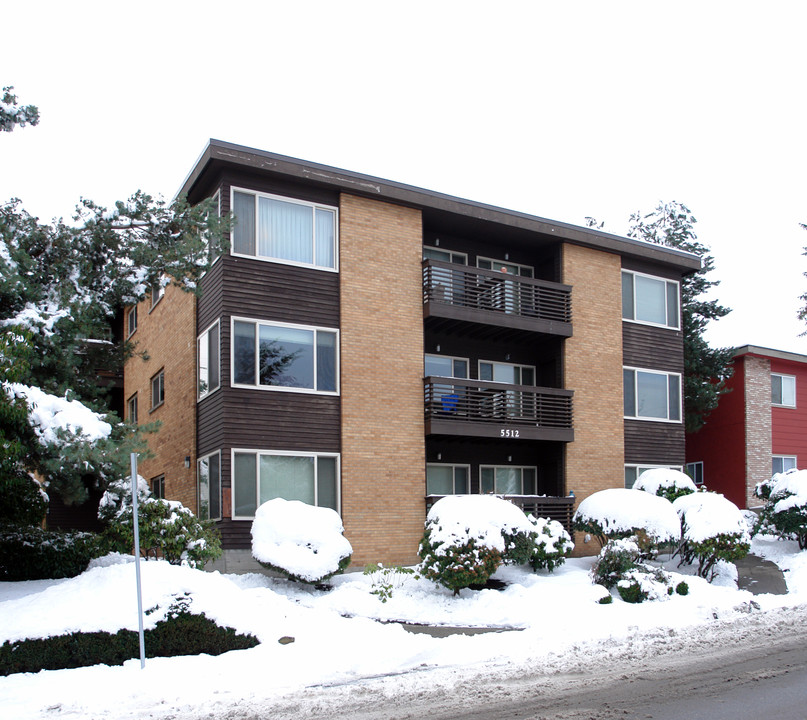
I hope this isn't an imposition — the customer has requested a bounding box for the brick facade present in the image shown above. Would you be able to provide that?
[338,193,426,565]
[122,285,197,511]
[561,243,625,553]
[744,355,772,507]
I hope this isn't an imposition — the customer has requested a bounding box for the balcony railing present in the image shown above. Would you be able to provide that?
[423,259,572,336]
[425,377,574,442]
[426,494,576,534]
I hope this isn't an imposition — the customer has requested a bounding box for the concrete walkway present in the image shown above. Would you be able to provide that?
[736,553,789,595]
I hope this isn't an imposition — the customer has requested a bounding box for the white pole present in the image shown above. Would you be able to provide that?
[131,453,146,669]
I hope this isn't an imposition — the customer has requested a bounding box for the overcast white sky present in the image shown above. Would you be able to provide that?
[3,1,806,353]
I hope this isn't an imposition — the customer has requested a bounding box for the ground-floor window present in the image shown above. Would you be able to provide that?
[232,450,339,519]
[772,455,797,476]
[685,461,704,486]
[480,465,537,494]
[426,464,470,495]
[624,464,683,489]
[150,474,165,499]
[198,451,221,521]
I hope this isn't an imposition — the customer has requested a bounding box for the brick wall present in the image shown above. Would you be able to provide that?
[339,193,425,565]
[561,243,625,554]
[122,285,197,511]
[744,355,772,507]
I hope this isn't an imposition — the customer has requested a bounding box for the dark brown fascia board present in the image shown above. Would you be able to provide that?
[735,345,807,365]
[178,139,702,273]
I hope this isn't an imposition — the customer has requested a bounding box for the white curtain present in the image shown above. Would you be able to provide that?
[259,197,312,264]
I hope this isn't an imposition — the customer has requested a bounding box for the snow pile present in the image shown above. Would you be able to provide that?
[251,498,353,583]
[768,469,807,513]
[673,492,750,544]
[5,383,111,444]
[574,488,681,543]
[635,468,697,497]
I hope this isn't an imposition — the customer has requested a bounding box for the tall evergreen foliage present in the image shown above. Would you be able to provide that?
[1,86,227,507]
[627,202,733,433]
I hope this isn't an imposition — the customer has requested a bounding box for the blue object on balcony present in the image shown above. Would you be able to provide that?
[440,394,459,413]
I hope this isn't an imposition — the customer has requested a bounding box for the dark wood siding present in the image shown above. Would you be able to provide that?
[622,323,683,373]
[624,419,685,465]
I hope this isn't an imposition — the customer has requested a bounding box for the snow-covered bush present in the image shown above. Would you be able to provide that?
[418,495,539,595]
[634,468,697,503]
[591,536,641,589]
[754,469,807,549]
[572,488,681,552]
[363,564,419,603]
[251,498,353,584]
[0,525,101,580]
[673,491,750,580]
[0,474,47,527]
[99,476,221,569]
[528,516,574,572]
[591,536,680,603]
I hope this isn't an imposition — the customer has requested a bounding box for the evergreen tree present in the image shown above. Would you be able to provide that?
[627,202,733,433]
[1,86,227,507]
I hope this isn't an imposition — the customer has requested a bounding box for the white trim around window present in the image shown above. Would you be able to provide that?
[772,455,797,476]
[231,317,339,395]
[480,465,538,494]
[426,463,471,495]
[625,464,683,489]
[198,451,222,521]
[622,270,680,330]
[231,449,340,520]
[771,373,796,408]
[422,245,468,264]
[685,461,704,486]
[230,187,338,272]
[623,366,682,423]
[126,306,137,338]
[197,320,221,401]
[479,359,535,385]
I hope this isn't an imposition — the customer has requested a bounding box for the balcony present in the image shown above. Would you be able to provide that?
[424,377,574,442]
[423,259,572,339]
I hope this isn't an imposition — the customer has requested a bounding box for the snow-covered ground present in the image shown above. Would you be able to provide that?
[1,536,805,720]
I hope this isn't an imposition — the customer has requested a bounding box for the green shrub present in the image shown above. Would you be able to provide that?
[0,525,102,580]
[528,517,574,572]
[685,530,750,581]
[598,594,613,604]
[676,581,689,596]
[501,528,537,566]
[616,578,646,604]
[418,529,502,596]
[0,608,258,676]
[0,474,48,527]
[591,537,641,589]
[363,563,419,602]
[259,553,352,585]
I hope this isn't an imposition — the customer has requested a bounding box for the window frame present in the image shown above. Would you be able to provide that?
[478,359,536,385]
[198,450,222,521]
[625,464,683,489]
[127,306,137,338]
[621,270,680,330]
[685,461,704,486]
[424,353,469,379]
[230,448,341,520]
[150,279,166,311]
[479,465,538,494]
[476,256,534,277]
[423,246,468,264]
[772,455,797,476]
[150,369,165,411]
[230,187,339,272]
[623,366,682,423]
[197,319,221,401]
[230,317,339,395]
[150,474,165,499]
[771,373,796,408]
[127,393,138,425]
[426,463,471,495]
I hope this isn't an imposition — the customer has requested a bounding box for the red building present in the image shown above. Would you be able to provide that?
[686,345,807,508]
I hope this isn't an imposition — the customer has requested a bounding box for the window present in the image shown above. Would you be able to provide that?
[625,464,683,489]
[623,367,681,422]
[477,257,534,277]
[423,246,467,264]
[479,360,535,385]
[151,370,165,410]
[622,270,680,329]
[232,450,339,519]
[127,306,137,337]
[150,474,165,499]
[231,189,337,271]
[426,464,470,495]
[198,452,221,521]
[685,461,704,486]
[208,190,222,266]
[150,280,165,310]
[198,321,220,400]
[772,373,796,407]
[425,354,468,379]
[232,319,338,394]
[127,394,138,424]
[480,466,537,494]
[772,455,797,476]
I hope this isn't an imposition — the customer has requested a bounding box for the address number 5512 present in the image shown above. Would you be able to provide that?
[500,429,520,438]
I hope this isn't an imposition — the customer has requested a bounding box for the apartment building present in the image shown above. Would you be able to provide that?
[686,345,807,509]
[123,140,700,569]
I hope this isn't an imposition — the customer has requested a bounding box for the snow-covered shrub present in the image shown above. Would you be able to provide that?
[363,564,419,603]
[616,566,674,604]
[591,536,677,603]
[251,498,353,584]
[528,516,574,572]
[0,474,47,527]
[418,495,537,595]
[591,536,642,589]
[673,491,750,580]
[634,468,697,503]
[99,476,221,569]
[572,488,680,552]
[0,525,101,580]
[754,469,807,549]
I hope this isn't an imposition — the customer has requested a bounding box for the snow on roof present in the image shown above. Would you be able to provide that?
[5,383,111,444]
[634,468,697,496]
[251,498,352,583]
[573,488,680,542]
[673,492,750,544]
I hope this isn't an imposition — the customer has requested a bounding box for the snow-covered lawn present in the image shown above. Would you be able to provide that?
[0,536,803,720]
